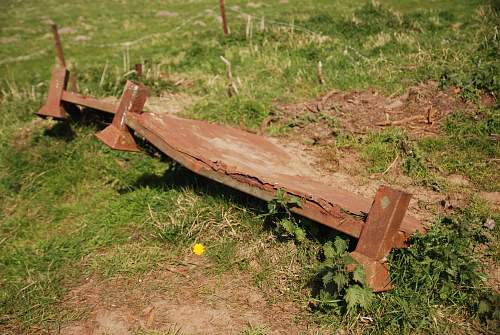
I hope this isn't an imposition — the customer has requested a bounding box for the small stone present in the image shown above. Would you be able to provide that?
[74,35,90,42]
[246,292,263,307]
[386,99,404,110]
[58,26,76,34]
[484,218,496,230]
[247,2,262,8]
[156,11,178,17]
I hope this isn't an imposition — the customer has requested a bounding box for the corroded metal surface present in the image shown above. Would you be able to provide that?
[50,23,66,67]
[351,186,413,291]
[96,81,148,152]
[128,112,423,244]
[36,66,69,120]
[355,186,412,260]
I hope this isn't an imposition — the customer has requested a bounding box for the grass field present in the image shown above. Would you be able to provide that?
[0,0,499,334]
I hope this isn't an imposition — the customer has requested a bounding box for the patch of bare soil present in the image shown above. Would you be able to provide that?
[270,137,445,226]
[58,255,316,335]
[264,82,496,224]
[480,191,500,211]
[271,81,494,141]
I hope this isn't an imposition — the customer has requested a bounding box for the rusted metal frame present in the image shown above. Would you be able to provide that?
[50,23,77,92]
[95,81,148,152]
[62,91,117,114]
[36,69,419,292]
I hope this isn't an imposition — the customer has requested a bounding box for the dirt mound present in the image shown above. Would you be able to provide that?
[272,81,493,140]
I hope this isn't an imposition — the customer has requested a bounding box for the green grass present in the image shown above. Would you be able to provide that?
[0,0,499,334]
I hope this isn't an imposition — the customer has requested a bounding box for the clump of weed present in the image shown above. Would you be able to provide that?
[189,96,269,130]
[314,237,374,315]
[76,63,180,98]
[266,189,305,242]
[208,238,238,274]
[368,198,499,333]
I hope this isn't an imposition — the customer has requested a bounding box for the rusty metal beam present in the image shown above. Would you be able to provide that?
[50,23,66,67]
[350,186,412,292]
[219,0,229,36]
[62,91,117,114]
[355,186,411,260]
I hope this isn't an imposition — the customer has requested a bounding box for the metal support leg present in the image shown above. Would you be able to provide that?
[37,66,69,120]
[351,186,411,292]
[95,81,148,152]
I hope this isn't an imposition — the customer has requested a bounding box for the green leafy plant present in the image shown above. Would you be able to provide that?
[315,237,374,314]
[369,198,500,333]
[266,189,305,242]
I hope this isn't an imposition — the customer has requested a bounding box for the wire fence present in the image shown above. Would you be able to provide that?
[0,5,349,66]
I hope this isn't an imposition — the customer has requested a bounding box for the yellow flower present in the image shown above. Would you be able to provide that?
[192,243,205,256]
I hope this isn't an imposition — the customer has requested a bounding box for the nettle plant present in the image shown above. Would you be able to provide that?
[266,188,306,242]
[266,189,374,313]
[317,237,374,314]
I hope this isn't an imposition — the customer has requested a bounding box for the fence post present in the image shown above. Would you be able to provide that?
[219,0,229,36]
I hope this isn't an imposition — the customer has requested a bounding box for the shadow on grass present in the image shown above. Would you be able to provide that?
[43,107,113,142]
[43,121,75,141]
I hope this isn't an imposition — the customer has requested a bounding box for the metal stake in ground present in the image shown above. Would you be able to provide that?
[350,186,412,291]
[95,81,148,152]
[50,23,66,67]
[219,0,229,35]
[50,23,77,92]
[36,66,70,120]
